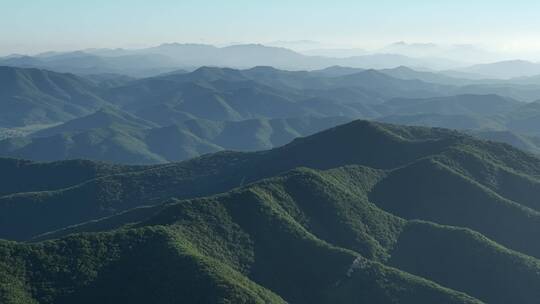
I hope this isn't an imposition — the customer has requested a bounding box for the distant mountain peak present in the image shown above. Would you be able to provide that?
[392,65,416,71]
[247,65,281,72]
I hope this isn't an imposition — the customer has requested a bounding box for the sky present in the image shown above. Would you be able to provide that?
[2,0,540,58]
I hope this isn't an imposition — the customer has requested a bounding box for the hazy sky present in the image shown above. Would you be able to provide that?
[2,0,540,56]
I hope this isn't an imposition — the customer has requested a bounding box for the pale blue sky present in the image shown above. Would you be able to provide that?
[1,0,540,55]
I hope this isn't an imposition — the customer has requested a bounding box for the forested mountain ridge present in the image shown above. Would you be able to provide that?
[5,64,540,163]
[2,120,540,303]
[0,66,107,127]
[5,2,540,302]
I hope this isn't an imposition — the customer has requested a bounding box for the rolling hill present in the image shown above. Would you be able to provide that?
[470,130,540,154]
[0,108,354,163]
[3,121,540,302]
[0,66,107,127]
[379,94,520,116]
[4,64,540,164]
[2,120,540,245]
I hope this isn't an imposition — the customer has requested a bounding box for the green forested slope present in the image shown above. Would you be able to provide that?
[0,108,353,164]
[0,66,107,127]
[0,167,486,304]
[7,165,540,303]
[2,120,540,303]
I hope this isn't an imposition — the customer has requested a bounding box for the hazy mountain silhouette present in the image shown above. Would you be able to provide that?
[0,43,477,76]
[4,65,540,159]
[0,66,106,127]
[457,60,540,79]
[0,108,353,163]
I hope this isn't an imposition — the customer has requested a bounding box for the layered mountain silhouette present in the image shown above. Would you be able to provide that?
[0,66,106,127]
[0,43,471,76]
[457,60,540,79]
[2,120,540,303]
[5,14,540,303]
[0,107,352,164]
[0,51,178,77]
[4,64,540,163]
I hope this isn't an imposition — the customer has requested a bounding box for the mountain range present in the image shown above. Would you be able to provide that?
[0,107,352,164]
[4,64,540,163]
[4,43,540,81]
[4,45,540,302]
[2,120,540,303]
[2,43,454,76]
[459,60,540,79]
[0,66,107,127]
